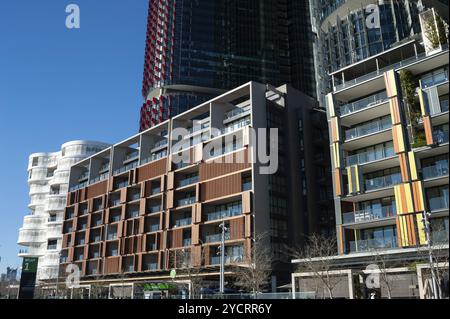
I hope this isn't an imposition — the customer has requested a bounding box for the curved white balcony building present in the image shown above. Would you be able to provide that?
[18,140,109,282]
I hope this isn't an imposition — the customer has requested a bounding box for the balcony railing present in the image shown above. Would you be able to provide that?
[113,161,138,176]
[340,91,388,116]
[78,172,89,181]
[206,209,241,221]
[183,238,192,247]
[151,187,161,195]
[334,52,427,91]
[178,176,199,187]
[364,173,402,191]
[422,69,449,89]
[433,130,449,144]
[427,195,449,211]
[148,224,159,232]
[143,263,158,271]
[210,255,243,265]
[422,163,449,180]
[148,205,161,213]
[178,197,196,207]
[174,217,192,227]
[345,119,391,141]
[431,230,449,244]
[204,233,231,243]
[224,106,250,120]
[346,147,395,166]
[124,151,139,162]
[343,206,396,224]
[348,237,397,253]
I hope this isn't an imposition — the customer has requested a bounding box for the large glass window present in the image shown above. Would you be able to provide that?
[426,185,449,211]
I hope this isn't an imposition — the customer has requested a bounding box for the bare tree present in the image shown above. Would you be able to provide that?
[369,250,400,299]
[171,248,205,298]
[234,232,273,295]
[289,234,342,299]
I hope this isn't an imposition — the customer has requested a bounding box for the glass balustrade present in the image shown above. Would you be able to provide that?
[364,173,402,191]
[340,91,388,116]
[346,147,395,166]
[175,217,192,227]
[422,162,449,179]
[348,237,397,253]
[345,118,391,140]
[342,206,396,224]
[178,197,195,206]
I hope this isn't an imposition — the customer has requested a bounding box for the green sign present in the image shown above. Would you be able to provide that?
[170,269,177,279]
[22,257,38,273]
[143,282,177,291]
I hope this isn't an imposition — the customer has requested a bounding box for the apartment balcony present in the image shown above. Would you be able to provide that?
[177,176,199,188]
[148,205,162,214]
[345,146,396,170]
[29,184,50,195]
[45,196,66,212]
[78,172,89,182]
[347,237,398,254]
[22,215,46,230]
[206,208,242,222]
[433,129,449,145]
[342,206,396,227]
[203,233,231,244]
[18,246,43,257]
[343,119,392,151]
[46,224,63,238]
[339,92,390,126]
[364,173,402,192]
[113,160,138,176]
[422,162,449,186]
[210,254,244,265]
[174,217,192,227]
[427,195,449,214]
[431,230,449,244]
[18,229,47,245]
[183,238,192,247]
[150,139,168,152]
[223,106,251,124]
[177,197,196,207]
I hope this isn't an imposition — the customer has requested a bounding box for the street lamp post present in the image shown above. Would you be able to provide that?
[219,222,228,294]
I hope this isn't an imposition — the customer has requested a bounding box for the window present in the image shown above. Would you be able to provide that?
[47,239,57,250]
[32,157,39,167]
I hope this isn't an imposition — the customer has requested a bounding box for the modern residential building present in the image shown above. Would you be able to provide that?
[291,3,449,299]
[310,0,450,106]
[59,82,333,294]
[17,141,110,281]
[139,0,316,131]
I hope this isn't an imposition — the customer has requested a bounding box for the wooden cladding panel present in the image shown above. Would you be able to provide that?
[244,215,252,238]
[242,191,252,214]
[334,169,342,197]
[399,153,410,183]
[192,224,200,245]
[411,181,425,212]
[394,184,414,214]
[86,180,108,199]
[120,188,127,204]
[408,151,418,181]
[166,190,174,209]
[229,217,245,240]
[326,93,336,118]
[171,229,183,248]
[398,214,417,247]
[392,124,406,153]
[199,149,251,181]
[167,171,175,190]
[331,143,341,169]
[384,70,398,97]
[191,245,202,267]
[194,204,202,223]
[104,257,120,274]
[136,158,167,183]
[389,98,402,125]
[200,173,242,201]
[330,117,340,142]
[346,166,360,195]
[423,116,434,145]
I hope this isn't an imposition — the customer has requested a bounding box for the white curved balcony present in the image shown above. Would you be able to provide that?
[48,170,70,186]
[28,194,47,207]
[18,245,45,257]
[46,224,63,238]
[45,195,67,212]
[22,215,46,230]
[28,168,49,182]
[18,228,47,245]
[29,184,50,196]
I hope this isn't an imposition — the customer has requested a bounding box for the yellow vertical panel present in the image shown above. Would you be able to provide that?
[347,166,352,194]
[332,143,341,169]
[418,86,428,116]
[399,153,410,183]
[389,98,402,125]
[415,213,427,245]
[412,181,425,212]
[408,151,418,181]
[354,166,360,193]
[392,124,405,154]
[404,183,414,213]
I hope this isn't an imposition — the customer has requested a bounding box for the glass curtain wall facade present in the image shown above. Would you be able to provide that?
[140,0,316,131]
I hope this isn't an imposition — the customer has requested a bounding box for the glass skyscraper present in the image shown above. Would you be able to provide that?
[139,0,316,131]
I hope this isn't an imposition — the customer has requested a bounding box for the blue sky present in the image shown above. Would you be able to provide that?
[0,0,148,274]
